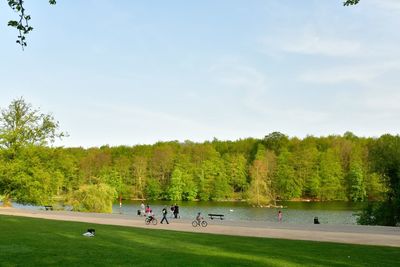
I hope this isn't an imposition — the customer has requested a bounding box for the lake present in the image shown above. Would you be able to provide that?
[112,200,364,225]
[7,200,363,225]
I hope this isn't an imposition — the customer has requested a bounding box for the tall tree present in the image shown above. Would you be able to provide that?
[248,145,276,206]
[293,144,320,199]
[196,154,230,201]
[149,144,176,190]
[275,148,300,200]
[224,153,248,195]
[318,149,345,200]
[131,155,148,199]
[0,98,65,205]
[359,135,400,226]
[0,97,65,152]
[172,154,197,201]
[347,160,366,201]
[79,148,111,185]
[263,132,289,154]
[167,168,185,201]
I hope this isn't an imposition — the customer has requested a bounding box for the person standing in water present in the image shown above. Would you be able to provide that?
[278,210,283,223]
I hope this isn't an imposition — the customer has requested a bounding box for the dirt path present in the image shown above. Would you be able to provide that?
[1,207,399,247]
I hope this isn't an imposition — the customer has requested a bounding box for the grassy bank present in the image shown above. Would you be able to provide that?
[0,215,399,266]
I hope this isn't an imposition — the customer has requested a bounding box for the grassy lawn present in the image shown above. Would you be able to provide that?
[0,215,399,266]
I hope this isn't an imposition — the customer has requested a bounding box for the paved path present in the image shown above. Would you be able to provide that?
[1,207,399,247]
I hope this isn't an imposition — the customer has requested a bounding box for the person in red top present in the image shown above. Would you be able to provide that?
[145,205,151,215]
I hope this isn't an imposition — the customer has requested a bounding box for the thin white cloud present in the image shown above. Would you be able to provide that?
[95,103,218,132]
[299,61,400,84]
[209,61,272,116]
[371,0,400,11]
[208,61,330,130]
[261,28,362,58]
[209,62,267,94]
[282,34,361,57]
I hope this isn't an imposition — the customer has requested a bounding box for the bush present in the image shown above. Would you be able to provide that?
[0,194,12,207]
[67,183,116,213]
[357,201,399,226]
[357,202,378,225]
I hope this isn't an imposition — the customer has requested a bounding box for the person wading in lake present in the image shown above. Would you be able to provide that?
[278,210,283,223]
[161,206,169,224]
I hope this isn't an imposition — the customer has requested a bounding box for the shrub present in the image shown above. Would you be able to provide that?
[67,183,116,213]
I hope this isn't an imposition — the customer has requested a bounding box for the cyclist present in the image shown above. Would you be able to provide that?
[196,212,203,224]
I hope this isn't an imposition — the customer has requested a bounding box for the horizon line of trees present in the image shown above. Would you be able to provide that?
[1,129,388,205]
[1,98,398,226]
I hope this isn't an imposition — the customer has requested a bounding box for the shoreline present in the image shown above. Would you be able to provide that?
[1,207,399,247]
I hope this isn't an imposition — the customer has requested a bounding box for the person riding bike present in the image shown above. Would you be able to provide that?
[192,212,207,227]
[147,209,155,221]
[196,212,203,223]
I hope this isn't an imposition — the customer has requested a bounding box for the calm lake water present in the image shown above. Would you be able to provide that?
[112,200,364,225]
[7,200,363,225]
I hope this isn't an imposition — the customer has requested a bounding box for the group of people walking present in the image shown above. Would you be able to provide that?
[140,202,180,225]
[139,203,285,224]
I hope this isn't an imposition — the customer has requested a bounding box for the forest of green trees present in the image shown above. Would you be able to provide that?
[1,99,399,225]
[1,131,388,204]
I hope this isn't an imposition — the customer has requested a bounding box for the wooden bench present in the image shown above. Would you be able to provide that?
[44,205,53,211]
[208,214,224,220]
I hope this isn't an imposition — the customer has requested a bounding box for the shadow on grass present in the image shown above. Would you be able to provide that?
[0,215,399,267]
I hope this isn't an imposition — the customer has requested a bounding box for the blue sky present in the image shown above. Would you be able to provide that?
[1,0,400,147]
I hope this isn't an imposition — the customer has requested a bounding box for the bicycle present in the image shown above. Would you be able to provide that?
[145,216,158,225]
[192,219,207,227]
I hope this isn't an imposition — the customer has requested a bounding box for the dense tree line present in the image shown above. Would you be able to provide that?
[0,100,387,205]
[1,99,398,225]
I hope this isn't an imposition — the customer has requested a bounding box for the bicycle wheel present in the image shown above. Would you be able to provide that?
[201,221,208,227]
[152,218,158,225]
[145,218,150,225]
[192,221,198,227]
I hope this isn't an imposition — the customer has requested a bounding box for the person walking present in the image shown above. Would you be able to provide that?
[161,206,169,224]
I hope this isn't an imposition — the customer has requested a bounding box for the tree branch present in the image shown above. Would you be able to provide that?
[7,0,56,50]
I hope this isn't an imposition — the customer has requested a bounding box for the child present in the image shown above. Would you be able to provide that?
[145,205,151,216]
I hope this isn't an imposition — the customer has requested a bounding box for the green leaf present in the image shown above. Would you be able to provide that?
[7,20,18,27]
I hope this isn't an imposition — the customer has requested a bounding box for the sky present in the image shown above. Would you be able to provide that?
[1,0,400,147]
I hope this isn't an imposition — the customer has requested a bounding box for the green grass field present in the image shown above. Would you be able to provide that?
[0,215,399,266]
